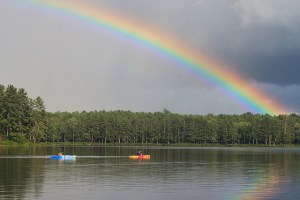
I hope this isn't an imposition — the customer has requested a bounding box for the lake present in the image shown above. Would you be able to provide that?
[0,146,300,200]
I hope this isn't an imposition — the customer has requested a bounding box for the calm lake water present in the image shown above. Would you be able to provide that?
[0,146,300,200]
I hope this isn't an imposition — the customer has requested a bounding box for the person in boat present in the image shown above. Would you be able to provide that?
[136,150,142,156]
[58,152,63,156]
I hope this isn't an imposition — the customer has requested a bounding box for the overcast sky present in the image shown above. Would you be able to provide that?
[1,0,300,114]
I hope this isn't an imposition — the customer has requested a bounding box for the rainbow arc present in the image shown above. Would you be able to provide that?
[23,0,289,115]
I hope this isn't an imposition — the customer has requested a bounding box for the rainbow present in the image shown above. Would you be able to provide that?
[233,170,285,200]
[21,0,288,114]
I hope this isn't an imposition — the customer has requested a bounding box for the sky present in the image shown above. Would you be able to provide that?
[0,0,300,115]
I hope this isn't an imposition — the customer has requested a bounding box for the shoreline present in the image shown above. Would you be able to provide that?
[1,141,299,148]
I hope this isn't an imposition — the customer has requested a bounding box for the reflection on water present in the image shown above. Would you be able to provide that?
[0,146,300,200]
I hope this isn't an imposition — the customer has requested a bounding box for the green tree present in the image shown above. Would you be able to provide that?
[46,115,61,142]
[0,84,5,135]
[294,122,300,144]
[236,121,252,144]
[2,85,19,137]
[29,97,46,142]
[67,116,78,143]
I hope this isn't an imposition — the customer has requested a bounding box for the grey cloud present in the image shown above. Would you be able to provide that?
[232,0,300,29]
[0,0,299,114]
[233,52,300,85]
[205,0,300,86]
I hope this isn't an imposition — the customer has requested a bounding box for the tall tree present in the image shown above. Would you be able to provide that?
[2,85,19,137]
[0,84,5,135]
[29,97,46,142]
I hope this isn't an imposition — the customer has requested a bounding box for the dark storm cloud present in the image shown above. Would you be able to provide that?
[220,21,300,85]
[233,52,300,85]
[229,0,300,86]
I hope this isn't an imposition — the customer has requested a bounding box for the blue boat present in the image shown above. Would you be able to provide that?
[50,155,76,160]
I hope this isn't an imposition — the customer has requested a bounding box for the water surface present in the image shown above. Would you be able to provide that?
[0,146,299,200]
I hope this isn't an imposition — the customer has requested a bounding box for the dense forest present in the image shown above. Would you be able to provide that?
[1,84,300,145]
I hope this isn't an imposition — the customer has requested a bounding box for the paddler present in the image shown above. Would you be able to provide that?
[136,150,142,156]
[58,152,63,156]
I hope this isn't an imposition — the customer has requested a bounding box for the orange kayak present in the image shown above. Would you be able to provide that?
[129,155,151,159]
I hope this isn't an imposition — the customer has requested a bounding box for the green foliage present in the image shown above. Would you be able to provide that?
[43,110,300,146]
[9,133,27,143]
[2,84,300,146]
[0,84,46,143]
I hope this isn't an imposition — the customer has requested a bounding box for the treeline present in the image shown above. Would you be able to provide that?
[1,84,300,145]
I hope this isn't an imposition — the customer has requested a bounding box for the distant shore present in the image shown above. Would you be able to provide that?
[1,141,299,148]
